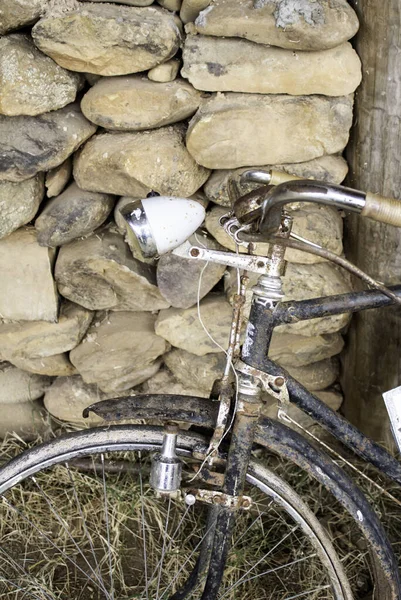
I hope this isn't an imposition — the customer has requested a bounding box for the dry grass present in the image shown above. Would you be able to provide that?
[0,429,400,599]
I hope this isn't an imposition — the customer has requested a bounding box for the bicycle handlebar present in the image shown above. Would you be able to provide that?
[240,169,401,231]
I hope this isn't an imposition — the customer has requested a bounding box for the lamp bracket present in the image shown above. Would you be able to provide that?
[172,241,272,274]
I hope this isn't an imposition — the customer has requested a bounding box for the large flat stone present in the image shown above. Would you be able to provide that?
[0,227,58,322]
[164,348,227,392]
[0,103,96,182]
[0,301,93,361]
[9,353,77,377]
[186,93,354,169]
[140,367,210,399]
[204,156,349,207]
[285,358,339,392]
[282,204,344,264]
[0,34,83,116]
[182,36,361,96]
[32,4,182,75]
[0,175,44,240]
[268,332,344,367]
[55,227,170,311]
[155,294,233,356]
[0,362,52,404]
[35,182,115,246]
[81,76,201,130]
[43,375,135,425]
[70,311,168,392]
[191,0,359,51]
[74,125,210,197]
[0,0,45,35]
[157,0,182,11]
[0,400,48,439]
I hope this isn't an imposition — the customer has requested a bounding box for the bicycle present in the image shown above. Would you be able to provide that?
[1,170,401,599]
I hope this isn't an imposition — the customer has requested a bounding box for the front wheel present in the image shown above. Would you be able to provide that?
[0,425,354,600]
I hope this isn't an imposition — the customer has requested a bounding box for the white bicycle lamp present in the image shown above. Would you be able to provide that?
[120,196,206,259]
[121,195,277,276]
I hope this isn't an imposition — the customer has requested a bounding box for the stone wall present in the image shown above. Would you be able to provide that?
[0,0,361,436]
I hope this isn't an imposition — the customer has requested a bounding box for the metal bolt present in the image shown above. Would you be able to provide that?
[257,260,265,268]
[274,376,285,388]
[185,494,196,506]
[240,498,251,508]
[190,248,200,257]
[213,495,223,505]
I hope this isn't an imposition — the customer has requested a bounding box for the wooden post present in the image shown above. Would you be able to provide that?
[343,1,401,444]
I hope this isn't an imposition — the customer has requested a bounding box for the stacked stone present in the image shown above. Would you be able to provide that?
[0,0,361,434]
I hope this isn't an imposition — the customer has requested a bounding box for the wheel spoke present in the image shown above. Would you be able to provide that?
[220,525,299,598]
[0,548,53,600]
[232,553,318,589]
[284,586,331,599]
[101,453,115,600]
[65,462,107,594]
[139,453,149,600]
[229,502,272,552]
[156,495,172,599]
[160,520,216,599]
[142,502,191,594]
[0,575,44,599]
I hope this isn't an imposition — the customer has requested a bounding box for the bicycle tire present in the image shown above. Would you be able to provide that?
[0,424,354,600]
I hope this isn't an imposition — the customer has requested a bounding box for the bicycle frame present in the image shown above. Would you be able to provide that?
[85,283,401,599]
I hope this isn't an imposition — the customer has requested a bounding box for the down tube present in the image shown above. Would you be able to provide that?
[240,296,401,485]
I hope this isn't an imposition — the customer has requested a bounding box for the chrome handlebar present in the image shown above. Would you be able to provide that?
[239,169,401,232]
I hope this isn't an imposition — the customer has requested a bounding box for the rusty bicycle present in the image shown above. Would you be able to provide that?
[1,170,401,599]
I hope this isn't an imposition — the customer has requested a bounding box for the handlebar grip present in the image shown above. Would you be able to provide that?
[361,192,401,227]
[269,170,303,185]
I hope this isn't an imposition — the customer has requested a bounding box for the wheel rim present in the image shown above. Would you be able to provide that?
[0,427,350,599]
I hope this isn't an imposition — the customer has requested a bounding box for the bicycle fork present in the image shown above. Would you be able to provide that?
[197,375,263,599]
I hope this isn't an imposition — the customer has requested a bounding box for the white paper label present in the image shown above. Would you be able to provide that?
[383,385,401,452]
